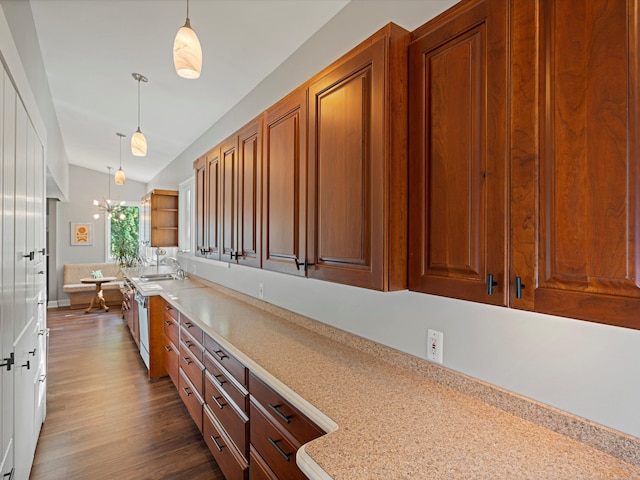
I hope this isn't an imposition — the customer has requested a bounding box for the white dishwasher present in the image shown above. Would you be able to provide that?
[135,291,150,370]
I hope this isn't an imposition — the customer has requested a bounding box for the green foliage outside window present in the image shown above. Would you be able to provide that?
[110,206,141,267]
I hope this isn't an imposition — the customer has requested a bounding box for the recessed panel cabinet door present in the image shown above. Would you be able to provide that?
[307,39,384,289]
[237,118,262,268]
[262,89,307,276]
[408,0,508,305]
[221,139,237,262]
[206,148,221,260]
[510,0,640,328]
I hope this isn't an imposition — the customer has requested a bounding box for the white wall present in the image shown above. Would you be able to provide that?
[0,0,69,201]
[54,165,146,303]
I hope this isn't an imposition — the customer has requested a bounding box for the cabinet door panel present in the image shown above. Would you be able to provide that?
[308,42,384,288]
[194,156,207,255]
[237,119,261,268]
[207,149,221,260]
[262,89,307,275]
[409,0,507,305]
[221,139,237,262]
[511,0,640,328]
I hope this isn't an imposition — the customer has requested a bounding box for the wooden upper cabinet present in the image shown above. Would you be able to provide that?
[408,0,508,305]
[219,116,263,267]
[141,190,179,247]
[307,24,409,291]
[193,147,221,259]
[262,88,307,276]
[194,155,207,255]
[221,138,238,262]
[510,0,640,329]
[237,117,262,268]
[206,148,221,260]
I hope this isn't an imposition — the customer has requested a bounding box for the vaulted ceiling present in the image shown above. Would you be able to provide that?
[29,0,350,183]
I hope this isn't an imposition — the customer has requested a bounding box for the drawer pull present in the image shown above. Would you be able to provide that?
[268,403,293,424]
[268,438,291,462]
[210,435,224,452]
[164,320,172,326]
[214,374,227,386]
[164,305,172,311]
[182,387,192,397]
[184,321,195,329]
[213,349,228,361]
[212,395,227,409]
[183,357,193,365]
[184,340,193,348]
[164,345,172,352]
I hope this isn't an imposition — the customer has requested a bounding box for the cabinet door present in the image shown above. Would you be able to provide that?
[408,0,508,305]
[262,89,307,276]
[236,117,262,268]
[307,38,386,290]
[510,0,640,328]
[194,155,208,256]
[221,137,238,262]
[206,148,221,260]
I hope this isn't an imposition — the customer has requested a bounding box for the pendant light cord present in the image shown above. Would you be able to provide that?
[137,78,141,129]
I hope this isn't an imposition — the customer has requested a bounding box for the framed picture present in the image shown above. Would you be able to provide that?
[71,222,93,246]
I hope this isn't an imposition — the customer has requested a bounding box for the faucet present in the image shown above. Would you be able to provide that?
[155,248,166,272]
[163,256,184,279]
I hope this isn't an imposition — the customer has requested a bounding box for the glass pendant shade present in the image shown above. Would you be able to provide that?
[115,168,125,185]
[131,128,147,156]
[174,19,202,79]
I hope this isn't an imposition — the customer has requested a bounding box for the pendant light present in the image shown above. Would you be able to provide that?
[114,132,126,185]
[131,73,148,156]
[173,0,202,79]
[93,167,125,220]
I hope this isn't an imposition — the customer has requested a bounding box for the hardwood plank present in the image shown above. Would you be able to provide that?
[30,308,223,480]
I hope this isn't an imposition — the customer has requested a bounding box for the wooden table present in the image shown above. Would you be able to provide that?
[80,277,117,313]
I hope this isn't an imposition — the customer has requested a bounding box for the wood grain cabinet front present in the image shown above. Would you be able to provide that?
[408,0,508,305]
[204,334,247,389]
[307,23,409,291]
[179,369,204,432]
[203,405,249,480]
[194,148,221,259]
[141,189,179,248]
[248,372,324,480]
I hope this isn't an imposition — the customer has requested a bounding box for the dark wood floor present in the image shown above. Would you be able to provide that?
[30,308,223,480]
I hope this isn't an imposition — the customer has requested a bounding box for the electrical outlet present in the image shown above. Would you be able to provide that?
[258,283,264,299]
[427,329,444,364]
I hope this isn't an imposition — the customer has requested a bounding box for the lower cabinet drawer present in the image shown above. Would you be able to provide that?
[204,371,249,459]
[203,405,249,480]
[250,401,306,480]
[250,445,278,480]
[180,342,204,396]
[163,336,179,388]
[179,369,203,432]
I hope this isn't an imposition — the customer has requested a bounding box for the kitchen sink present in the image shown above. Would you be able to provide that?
[139,273,176,281]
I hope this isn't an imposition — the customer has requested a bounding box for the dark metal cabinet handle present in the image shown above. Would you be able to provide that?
[213,349,228,361]
[487,274,498,296]
[184,322,195,329]
[294,257,314,272]
[164,345,172,352]
[182,387,192,397]
[23,251,35,261]
[29,349,36,356]
[268,403,293,424]
[183,357,193,365]
[3,467,15,479]
[515,277,526,299]
[210,435,224,452]
[21,360,31,370]
[164,305,172,311]
[164,320,172,326]
[212,395,226,409]
[268,438,291,462]
[184,340,193,348]
[213,374,226,386]
[0,353,14,372]
[38,248,46,255]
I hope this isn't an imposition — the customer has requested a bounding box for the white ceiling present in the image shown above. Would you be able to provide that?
[30,0,350,184]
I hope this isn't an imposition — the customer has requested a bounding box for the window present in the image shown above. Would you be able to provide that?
[107,204,140,265]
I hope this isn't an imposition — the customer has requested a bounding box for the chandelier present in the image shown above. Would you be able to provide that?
[93,167,125,220]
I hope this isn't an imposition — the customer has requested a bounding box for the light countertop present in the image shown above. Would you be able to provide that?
[144,276,640,479]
